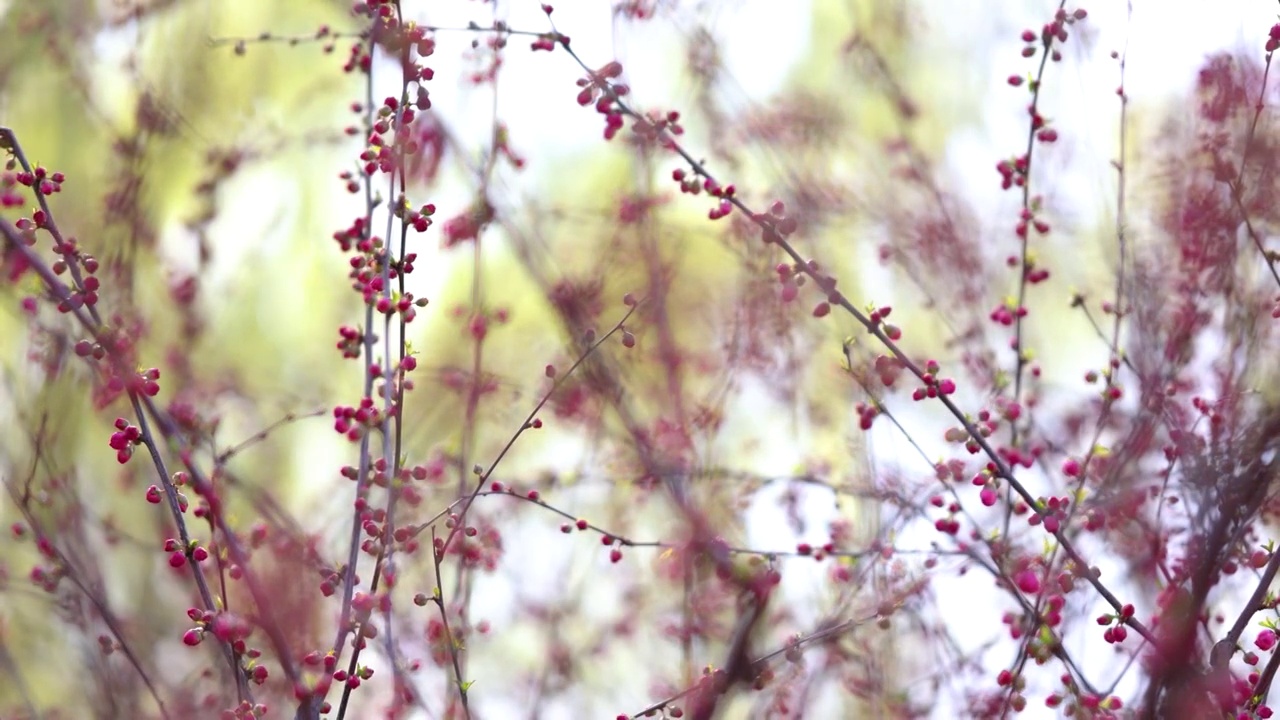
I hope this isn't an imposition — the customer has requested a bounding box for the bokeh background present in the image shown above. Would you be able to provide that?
[3,0,1280,718]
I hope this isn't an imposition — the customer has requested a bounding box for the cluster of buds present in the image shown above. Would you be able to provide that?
[576,61,628,140]
[108,417,144,464]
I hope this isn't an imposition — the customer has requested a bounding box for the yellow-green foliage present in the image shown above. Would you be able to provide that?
[0,0,949,715]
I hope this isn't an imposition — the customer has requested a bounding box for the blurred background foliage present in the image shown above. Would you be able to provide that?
[0,0,1248,717]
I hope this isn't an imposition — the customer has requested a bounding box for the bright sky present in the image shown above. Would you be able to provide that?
[81,0,1280,716]
[374,2,1280,717]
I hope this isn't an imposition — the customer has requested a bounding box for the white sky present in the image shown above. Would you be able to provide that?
[321,2,1280,717]
[74,0,1280,716]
